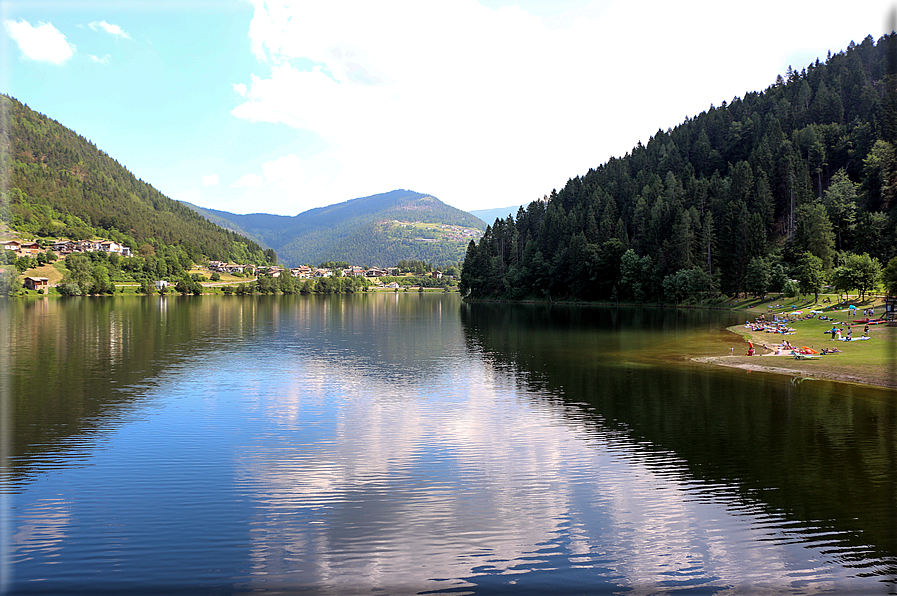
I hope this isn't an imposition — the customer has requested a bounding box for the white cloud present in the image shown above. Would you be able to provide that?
[88,20,131,39]
[232,173,265,188]
[88,54,111,64]
[203,174,220,186]
[3,19,75,65]
[230,0,895,214]
[260,153,302,185]
[228,154,336,213]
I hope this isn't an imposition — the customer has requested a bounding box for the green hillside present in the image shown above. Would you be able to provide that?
[185,190,486,267]
[1,95,273,266]
[461,34,897,302]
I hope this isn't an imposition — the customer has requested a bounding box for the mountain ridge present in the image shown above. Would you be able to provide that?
[183,190,486,267]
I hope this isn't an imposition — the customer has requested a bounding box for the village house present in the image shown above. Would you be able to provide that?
[290,266,312,278]
[97,241,131,256]
[52,239,76,253]
[18,241,42,255]
[365,268,387,277]
[2,240,41,255]
[23,276,49,291]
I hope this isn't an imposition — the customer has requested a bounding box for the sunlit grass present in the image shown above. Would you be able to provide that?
[724,297,896,388]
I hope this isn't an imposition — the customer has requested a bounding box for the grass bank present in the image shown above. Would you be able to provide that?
[697,294,896,389]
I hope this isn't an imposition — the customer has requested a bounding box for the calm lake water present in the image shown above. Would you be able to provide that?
[2,293,896,595]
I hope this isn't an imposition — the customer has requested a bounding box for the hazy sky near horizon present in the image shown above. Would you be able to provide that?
[2,0,895,216]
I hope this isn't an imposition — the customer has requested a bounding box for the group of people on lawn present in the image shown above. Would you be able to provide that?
[828,324,869,341]
[740,310,874,357]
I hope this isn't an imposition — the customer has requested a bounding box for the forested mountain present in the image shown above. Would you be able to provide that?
[461,34,897,302]
[0,95,274,265]
[184,190,486,267]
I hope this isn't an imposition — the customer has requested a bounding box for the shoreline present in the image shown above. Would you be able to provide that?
[701,314,896,389]
[15,290,896,389]
[464,296,897,389]
[691,355,894,388]
[465,296,895,391]
[467,295,894,391]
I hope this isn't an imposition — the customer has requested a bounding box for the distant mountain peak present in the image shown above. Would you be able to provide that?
[184,189,485,267]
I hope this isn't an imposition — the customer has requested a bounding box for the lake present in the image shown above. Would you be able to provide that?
[2,293,896,595]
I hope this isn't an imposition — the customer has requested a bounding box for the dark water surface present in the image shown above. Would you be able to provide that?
[2,294,895,595]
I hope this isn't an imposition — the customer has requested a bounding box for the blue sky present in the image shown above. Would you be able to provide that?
[2,0,895,216]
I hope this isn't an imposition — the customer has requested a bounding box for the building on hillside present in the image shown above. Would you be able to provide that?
[365,268,387,277]
[52,240,76,253]
[95,241,131,256]
[431,270,443,279]
[48,239,130,257]
[23,277,49,291]
[2,240,41,255]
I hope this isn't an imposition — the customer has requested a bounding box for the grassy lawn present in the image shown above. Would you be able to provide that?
[189,267,252,284]
[22,261,67,286]
[717,295,896,388]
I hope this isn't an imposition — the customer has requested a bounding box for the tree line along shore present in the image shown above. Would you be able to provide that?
[6,242,894,390]
[0,245,460,297]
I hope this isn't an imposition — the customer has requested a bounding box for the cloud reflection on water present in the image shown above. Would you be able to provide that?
[229,339,884,594]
